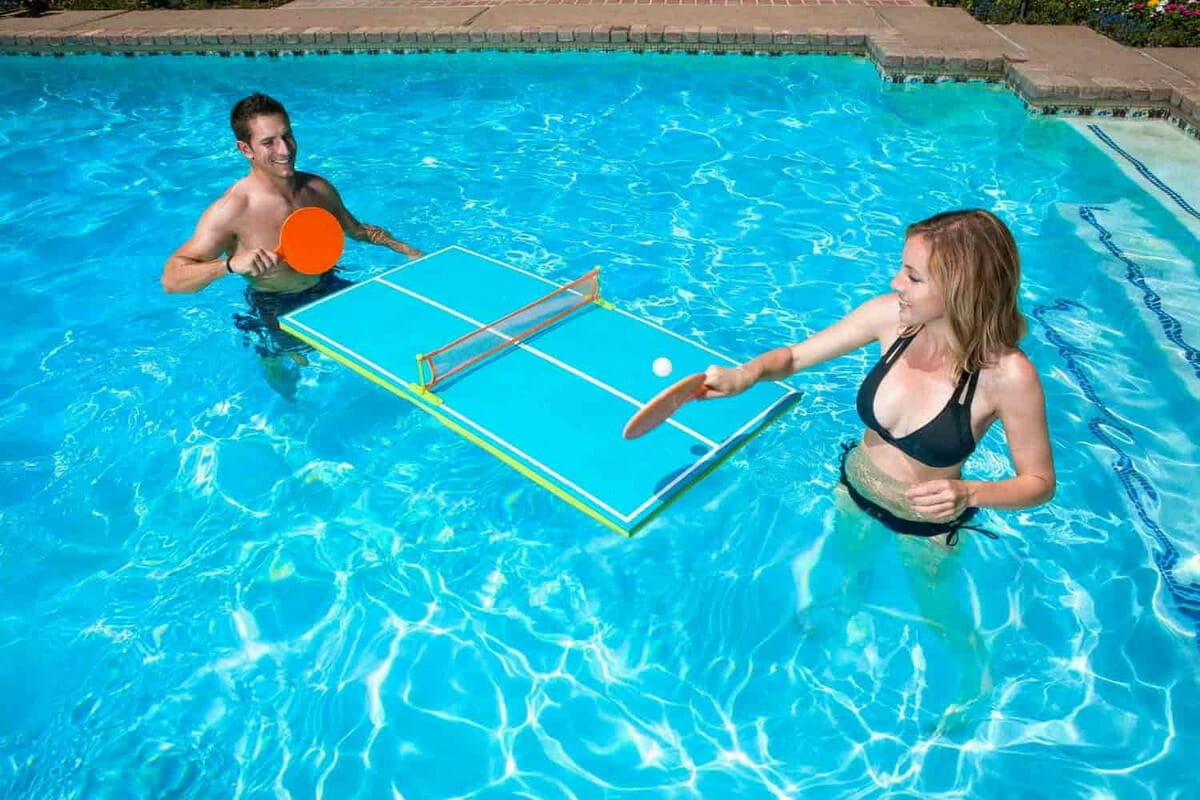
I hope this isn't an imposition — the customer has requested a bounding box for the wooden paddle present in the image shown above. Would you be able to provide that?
[622,372,708,440]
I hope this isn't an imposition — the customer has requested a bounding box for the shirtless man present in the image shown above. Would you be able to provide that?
[162,93,423,393]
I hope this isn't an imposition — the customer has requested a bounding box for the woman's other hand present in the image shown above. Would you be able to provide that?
[905,479,974,522]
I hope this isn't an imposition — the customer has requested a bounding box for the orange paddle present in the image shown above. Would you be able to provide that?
[623,372,708,440]
[276,206,344,275]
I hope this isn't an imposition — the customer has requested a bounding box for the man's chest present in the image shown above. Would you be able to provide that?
[233,192,330,249]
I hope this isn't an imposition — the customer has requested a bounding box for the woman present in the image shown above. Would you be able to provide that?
[704,208,1056,545]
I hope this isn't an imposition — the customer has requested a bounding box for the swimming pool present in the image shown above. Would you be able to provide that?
[2,51,1198,797]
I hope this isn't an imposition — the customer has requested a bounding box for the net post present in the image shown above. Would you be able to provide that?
[408,353,442,403]
[416,352,428,388]
[593,265,615,310]
[407,381,444,405]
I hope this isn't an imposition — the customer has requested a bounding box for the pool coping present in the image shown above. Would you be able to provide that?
[2,6,1199,139]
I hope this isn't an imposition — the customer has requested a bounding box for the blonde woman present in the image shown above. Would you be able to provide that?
[708,209,1055,727]
[705,209,1055,544]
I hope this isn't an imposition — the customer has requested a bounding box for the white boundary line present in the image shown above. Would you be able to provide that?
[283,316,633,523]
[283,317,413,388]
[462,247,744,354]
[304,244,795,388]
[279,245,461,319]
[624,391,798,522]
[375,278,719,447]
[284,245,803,524]
[440,245,799,391]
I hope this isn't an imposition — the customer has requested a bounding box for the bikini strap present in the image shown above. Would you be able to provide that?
[944,523,999,548]
[955,368,981,407]
[881,328,920,366]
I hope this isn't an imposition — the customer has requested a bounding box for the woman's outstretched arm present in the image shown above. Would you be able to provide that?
[701,293,899,398]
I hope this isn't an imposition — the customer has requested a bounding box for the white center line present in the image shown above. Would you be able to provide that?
[376,278,720,449]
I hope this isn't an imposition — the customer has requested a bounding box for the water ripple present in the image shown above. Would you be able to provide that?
[1,51,1199,799]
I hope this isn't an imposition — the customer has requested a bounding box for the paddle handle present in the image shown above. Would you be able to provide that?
[622,372,708,440]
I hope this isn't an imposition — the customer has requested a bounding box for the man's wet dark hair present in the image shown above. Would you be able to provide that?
[230,93,289,143]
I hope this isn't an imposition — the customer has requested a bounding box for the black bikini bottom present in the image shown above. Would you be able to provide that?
[838,442,997,548]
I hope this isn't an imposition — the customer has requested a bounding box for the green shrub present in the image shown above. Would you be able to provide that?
[1104,2,1200,46]
[930,0,1200,46]
[1,0,50,15]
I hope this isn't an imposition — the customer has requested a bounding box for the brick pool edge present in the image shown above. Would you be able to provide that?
[2,24,1198,138]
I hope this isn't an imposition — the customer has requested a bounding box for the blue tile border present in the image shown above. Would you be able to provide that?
[1078,205,1200,379]
[1033,298,1200,650]
[1086,124,1200,223]
[1038,208,1200,643]
[1035,200,1200,651]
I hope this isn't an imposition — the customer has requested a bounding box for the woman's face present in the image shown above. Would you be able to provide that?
[891,234,946,327]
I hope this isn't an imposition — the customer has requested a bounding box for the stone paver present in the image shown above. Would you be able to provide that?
[1145,46,1200,81]
[981,25,1199,118]
[0,9,126,30]
[875,5,1006,53]
[113,8,480,28]
[284,0,924,6]
[1,3,1198,138]
[470,4,884,29]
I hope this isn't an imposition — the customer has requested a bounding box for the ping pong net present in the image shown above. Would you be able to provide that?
[417,269,600,390]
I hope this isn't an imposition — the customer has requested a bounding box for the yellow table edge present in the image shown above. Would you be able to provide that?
[278,319,799,536]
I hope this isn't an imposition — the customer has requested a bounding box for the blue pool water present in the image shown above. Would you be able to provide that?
[2,51,1199,797]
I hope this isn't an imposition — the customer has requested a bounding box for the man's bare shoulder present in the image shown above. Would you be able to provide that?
[295,172,352,219]
[203,180,252,226]
[297,171,338,197]
[169,180,248,262]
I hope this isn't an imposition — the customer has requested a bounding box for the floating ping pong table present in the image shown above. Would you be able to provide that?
[280,247,800,535]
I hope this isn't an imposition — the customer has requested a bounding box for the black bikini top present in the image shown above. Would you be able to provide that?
[855,330,980,468]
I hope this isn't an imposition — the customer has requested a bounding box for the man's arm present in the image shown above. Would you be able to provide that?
[162,193,281,294]
[353,222,424,260]
[313,177,424,260]
[162,196,239,294]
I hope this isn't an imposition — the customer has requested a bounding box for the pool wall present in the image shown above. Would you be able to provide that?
[3,9,1200,138]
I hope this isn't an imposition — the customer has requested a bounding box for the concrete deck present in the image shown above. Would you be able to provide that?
[2,1,1198,137]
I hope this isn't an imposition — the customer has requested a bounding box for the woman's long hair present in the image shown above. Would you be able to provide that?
[906,209,1026,375]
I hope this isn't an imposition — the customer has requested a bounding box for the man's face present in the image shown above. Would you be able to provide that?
[237,113,297,178]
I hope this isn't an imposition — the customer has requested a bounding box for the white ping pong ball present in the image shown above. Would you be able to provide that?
[652,357,673,378]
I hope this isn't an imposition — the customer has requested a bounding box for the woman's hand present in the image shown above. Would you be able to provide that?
[700,365,756,399]
[905,479,974,522]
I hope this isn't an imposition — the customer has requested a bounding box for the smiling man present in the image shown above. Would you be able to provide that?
[162,93,424,395]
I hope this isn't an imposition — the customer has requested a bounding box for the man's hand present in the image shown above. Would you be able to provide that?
[229,248,284,279]
[361,224,423,260]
